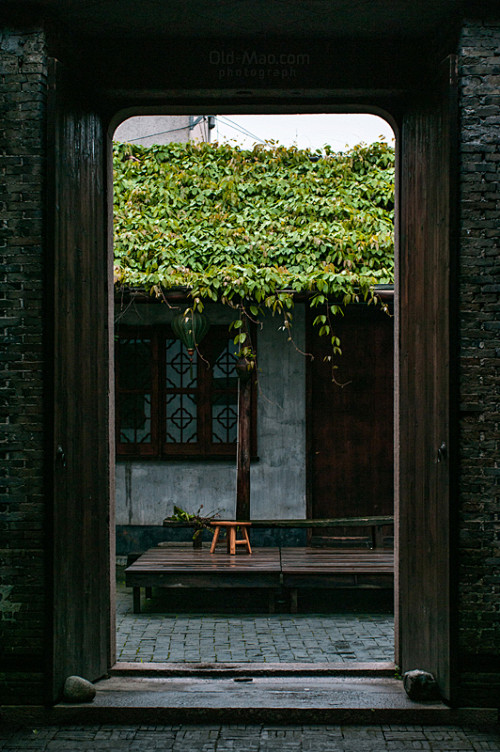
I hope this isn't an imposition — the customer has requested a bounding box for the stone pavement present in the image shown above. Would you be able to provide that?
[115,580,394,663]
[1,723,499,751]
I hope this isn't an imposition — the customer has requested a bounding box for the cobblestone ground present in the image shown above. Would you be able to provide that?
[116,581,394,663]
[1,724,499,751]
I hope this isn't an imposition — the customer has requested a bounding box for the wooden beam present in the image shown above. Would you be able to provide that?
[236,371,252,521]
[163,515,394,528]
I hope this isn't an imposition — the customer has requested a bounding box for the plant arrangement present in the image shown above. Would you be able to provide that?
[165,505,220,547]
[113,139,394,356]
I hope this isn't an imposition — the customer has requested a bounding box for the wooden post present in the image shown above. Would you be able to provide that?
[236,362,252,521]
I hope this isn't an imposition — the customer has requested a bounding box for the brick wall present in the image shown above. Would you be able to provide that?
[458,17,500,704]
[0,27,47,704]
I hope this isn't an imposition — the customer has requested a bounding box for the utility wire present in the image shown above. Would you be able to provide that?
[117,117,211,143]
[115,115,266,146]
[215,115,266,144]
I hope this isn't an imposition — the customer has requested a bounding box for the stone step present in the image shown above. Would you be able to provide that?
[3,676,497,726]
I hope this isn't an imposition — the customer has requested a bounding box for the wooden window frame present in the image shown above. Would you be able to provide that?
[116,324,257,460]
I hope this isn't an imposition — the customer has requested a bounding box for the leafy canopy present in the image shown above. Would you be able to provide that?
[113,140,394,351]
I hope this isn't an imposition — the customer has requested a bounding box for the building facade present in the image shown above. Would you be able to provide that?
[114,114,213,145]
[0,2,498,709]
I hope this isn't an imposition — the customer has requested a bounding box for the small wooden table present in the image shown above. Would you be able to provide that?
[210,521,252,554]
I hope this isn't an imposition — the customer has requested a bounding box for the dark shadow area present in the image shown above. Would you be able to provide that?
[118,566,393,615]
[115,562,393,664]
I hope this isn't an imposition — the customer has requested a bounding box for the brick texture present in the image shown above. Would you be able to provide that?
[0,27,47,703]
[458,18,500,704]
[0,723,499,751]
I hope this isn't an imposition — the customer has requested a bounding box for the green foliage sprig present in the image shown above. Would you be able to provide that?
[113,139,394,353]
[165,505,220,542]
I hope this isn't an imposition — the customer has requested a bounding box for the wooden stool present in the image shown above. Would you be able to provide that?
[210,521,252,554]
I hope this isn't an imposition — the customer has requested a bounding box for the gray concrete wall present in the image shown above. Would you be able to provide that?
[113,115,210,145]
[115,302,306,524]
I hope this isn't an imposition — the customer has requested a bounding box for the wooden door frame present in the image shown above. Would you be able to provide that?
[395,56,458,702]
[50,81,457,701]
[48,59,115,702]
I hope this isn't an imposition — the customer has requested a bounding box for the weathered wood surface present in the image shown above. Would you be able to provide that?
[48,58,112,698]
[307,305,394,546]
[250,516,394,529]
[281,548,394,612]
[236,372,252,520]
[397,55,457,702]
[125,546,394,613]
[126,547,282,613]
[163,516,394,528]
[280,548,394,575]
[126,547,280,573]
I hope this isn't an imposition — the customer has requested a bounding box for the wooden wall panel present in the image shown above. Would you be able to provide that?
[47,59,113,700]
[307,306,394,545]
[397,56,457,702]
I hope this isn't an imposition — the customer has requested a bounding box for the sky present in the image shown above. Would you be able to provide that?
[212,114,395,151]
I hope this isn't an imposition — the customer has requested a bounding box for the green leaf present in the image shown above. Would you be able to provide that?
[113,139,394,355]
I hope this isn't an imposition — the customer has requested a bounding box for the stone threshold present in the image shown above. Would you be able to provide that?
[2,674,497,727]
[111,660,397,677]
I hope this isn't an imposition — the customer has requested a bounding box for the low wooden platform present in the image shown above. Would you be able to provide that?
[125,546,394,614]
[125,547,282,613]
[281,548,394,612]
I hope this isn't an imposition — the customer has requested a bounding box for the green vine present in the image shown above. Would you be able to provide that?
[113,139,394,353]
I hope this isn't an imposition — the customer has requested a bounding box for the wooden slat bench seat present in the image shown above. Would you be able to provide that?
[162,515,394,549]
[281,547,394,613]
[250,517,394,550]
[125,546,281,613]
[125,545,394,615]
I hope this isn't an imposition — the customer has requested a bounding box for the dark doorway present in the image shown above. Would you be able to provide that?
[111,115,396,667]
[307,304,394,547]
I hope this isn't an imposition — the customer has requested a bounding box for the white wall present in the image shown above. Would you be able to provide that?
[113,115,210,146]
[114,302,306,524]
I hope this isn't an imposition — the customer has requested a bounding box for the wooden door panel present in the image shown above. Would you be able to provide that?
[308,306,394,546]
[48,59,113,700]
[397,56,457,702]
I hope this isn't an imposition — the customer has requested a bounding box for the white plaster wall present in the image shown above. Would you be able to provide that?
[113,115,209,146]
[250,304,306,519]
[116,459,236,524]
[114,303,306,524]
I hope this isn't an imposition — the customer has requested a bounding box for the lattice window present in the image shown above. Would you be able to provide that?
[212,338,239,444]
[115,324,256,459]
[116,335,154,454]
[165,338,198,444]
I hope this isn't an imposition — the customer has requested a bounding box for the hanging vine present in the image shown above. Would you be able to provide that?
[113,139,395,357]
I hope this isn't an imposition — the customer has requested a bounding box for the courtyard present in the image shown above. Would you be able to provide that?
[115,570,394,664]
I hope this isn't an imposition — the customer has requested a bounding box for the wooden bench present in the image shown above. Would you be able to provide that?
[252,517,394,612]
[125,543,394,615]
[125,546,281,614]
[162,515,394,550]
[280,547,394,613]
[150,516,395,614]
[248,516,394,550]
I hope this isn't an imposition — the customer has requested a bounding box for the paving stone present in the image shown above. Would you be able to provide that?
[4,724,499,752]
[115,580,394,663]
